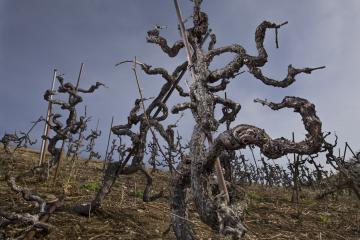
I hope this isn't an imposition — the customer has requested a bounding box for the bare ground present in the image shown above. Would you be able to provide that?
[0,148,359,240]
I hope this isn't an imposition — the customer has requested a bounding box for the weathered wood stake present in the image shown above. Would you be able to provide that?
[103,116,114,172]
[39,69,57,165]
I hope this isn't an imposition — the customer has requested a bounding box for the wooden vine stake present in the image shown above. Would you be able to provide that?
[103,116,114,172]
[38,69,57,166]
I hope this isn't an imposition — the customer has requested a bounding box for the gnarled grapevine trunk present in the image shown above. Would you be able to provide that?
[168,1,326,239]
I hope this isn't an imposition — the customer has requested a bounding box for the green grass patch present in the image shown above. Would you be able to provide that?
[302,198,316,205]
[319,214,331,223]
[247,191,259,200]
[81,182,99,191]
[129,190,144,199]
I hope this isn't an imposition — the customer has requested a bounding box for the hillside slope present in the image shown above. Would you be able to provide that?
[0,148,359,239]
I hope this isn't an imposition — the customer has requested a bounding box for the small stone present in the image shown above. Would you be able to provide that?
[45,194,58,203]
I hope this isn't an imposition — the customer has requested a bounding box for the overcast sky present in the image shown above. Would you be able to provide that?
[0,0,359,165]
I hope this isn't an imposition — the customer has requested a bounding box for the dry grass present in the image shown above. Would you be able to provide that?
[0,147,359,240]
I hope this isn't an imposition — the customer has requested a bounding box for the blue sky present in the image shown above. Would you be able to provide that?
[1,0,359,164]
